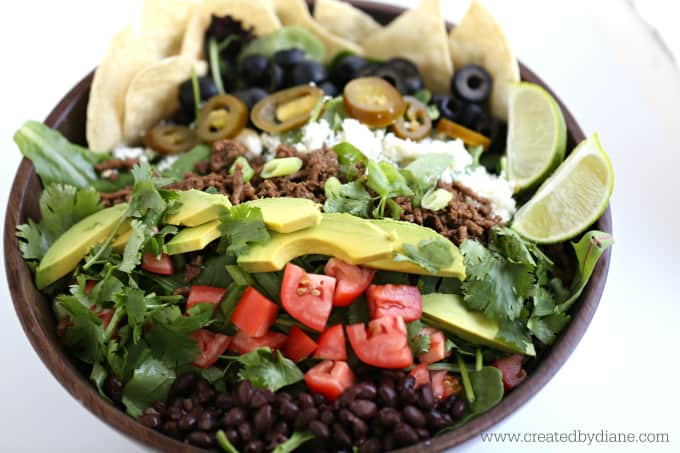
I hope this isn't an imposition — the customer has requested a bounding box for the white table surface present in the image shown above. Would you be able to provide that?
[1,1,678,451]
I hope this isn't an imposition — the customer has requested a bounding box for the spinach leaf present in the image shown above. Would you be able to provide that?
[228,348,304,392]
[469,366,504,413]
[193,254,236,287]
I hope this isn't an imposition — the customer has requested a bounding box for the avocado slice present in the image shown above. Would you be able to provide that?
[164,190,231,227]
[245,197,321,233]
[35,203,128,289]
[364,219,465,280]
[237,213,396,272]
[422,293,535,356]
[166,220,222,255]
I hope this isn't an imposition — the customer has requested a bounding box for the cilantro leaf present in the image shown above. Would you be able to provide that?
[145,304,214,365]
[323,180,372,218]
[332,141,367,180]
[407,320,431,356]
[118,220,150,273]
[395,238,455,273]
[122,355,175,417]
[219,204,270,255]
[54,295,106,364]
[230,348,304,392]
[527,312,571,345]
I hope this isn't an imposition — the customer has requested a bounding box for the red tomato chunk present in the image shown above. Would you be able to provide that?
[304,360,356,402]
[229,330,287,354]
[192,329,231,369]
[186,286,227,312]
[493,354,527,390]
[418,327,449,364]
[281,263,336,332]
[431,370,460,400]
[366,284,422,322]
[324,258,375,306]
[231,286,279,338]
[141,253,174,275]
[408,363,431,389]
[314,324,347,361]
[283,326,317,362]
[346,315,413,369]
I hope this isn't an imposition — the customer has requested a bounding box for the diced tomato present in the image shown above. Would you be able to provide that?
[492,355,527,390]
[281,263,336,332]
[186,286,227,312]
[192,329,231,369]
[366,284,422,322]
[230,287,279,338]
[229,330,288,354]
[324,258,375,306]
[408,363,431,389]
[89,306,114,329]
[346,316,413,369]
[142,253,174,275]
[314,324,347,361]
[85,280,97,295]
[418,327,449,364]
[304,360,356,402]
[283,326,318,362]
[431,370,462,400]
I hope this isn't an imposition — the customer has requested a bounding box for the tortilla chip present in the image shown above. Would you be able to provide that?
[272,0,363,62]
[313,0,382,44]
[141,0,194,58]
[449,0,520,120]
[123,55,196,144]
[181,0,281,60]
[86,26,157,152]
[361,0,452,93]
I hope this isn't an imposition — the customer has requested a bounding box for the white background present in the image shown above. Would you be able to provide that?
[1,1,679,452]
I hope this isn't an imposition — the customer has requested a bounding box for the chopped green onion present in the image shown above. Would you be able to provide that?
[216,430,239,453]
[421,188,453,211]
[191,67,201,119]
[475,349,483,371]
[309,95,328,122]
[225,264,255,286]
[229,156,254,183]
[261,157,303,178]
[208,37,226,95]
[457,352,475,403]
[218,34,240,52]
[386,198,403,219]
[366,161,391,196]
[324,176,342,198]
[500,156,509,180]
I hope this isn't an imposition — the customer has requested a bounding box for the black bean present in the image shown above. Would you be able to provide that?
[359,438,382,453]
[313,392,327,405]
[297,392,315,408]
[349,399,377,419]
[161,421,181,439]
[104,375,123,403]
[383,370,406,381]
[224,407,247,426]
[236,380,254,407]
[379,375,395,389]
[151,400,167,416]
[168,403,183,421]
[196,380,216,404]
[377,407,401,427]
[171,372,197,396]
[309,420,330,439]
[198,410,218,431]
[369,419,385,436]
[225,428,240,445]
[181,398,194,412]
[274,392,292,406]
[266,434,288,451]
[393,422,419,446]
[254,405,273,433]
[451,399,467,419]
[349,417,368,441]
[216,392,235,410]
[338,408,354,425]
[383,433,395,451]
[187,430,215,448]
[278,400,300,421]
[138,413,161,429]
[355,383,377,400]
[243,440,264,453]
[427,410,453,430]
[270,420,289,439]
[377,385,397,407]
[250,390,269,409]
[417,427,431,439]
[294,407,319,430]
[439,395,455,413]
[238,422,253,443]
[418,384,435,410]
[333,423,352,448]
[402,405,426,428]
[338,386,360,407]
[399,387,417,406]
[143,407,159,416]
[320,409,335,425]
[399,375,416,392]
[178,410,198,431]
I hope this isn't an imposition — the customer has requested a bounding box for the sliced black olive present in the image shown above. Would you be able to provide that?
[239,54,270,88]
[384,58,424,94]
[319,81,339,97]
[268,62,286,91]
[289,60,328,86]
[451,64,493,104]
[272,48,306,70]
[432,94,465,124]
[330,54,369,88]
[233,88,269,111]
[178,76,217,113]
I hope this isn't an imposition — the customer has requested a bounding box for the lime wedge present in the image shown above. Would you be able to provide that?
[512,134,614,244]
[507,82,567,191]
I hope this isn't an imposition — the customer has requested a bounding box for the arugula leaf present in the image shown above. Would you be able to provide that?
[54,295,106,364]
[395,238,455,274]
[272,431,315,453]
[122,355,175,417]
[229,348,304,391]
[162,144,211,181]
[16,184,103,261]
[407,320,431,356]
[219,204,271,255]
[14,121,104,188]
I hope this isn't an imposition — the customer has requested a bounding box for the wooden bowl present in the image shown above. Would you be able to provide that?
[4,1,612,452]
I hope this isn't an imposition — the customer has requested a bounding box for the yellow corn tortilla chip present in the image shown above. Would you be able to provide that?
[272,0,363,62]
[123,55,197,144]
[86,26,157,152]
[449,0,520,120]
[141,0,195,58]
[313,0,382,44]
[181,0,281,60]
[361,0,452,93]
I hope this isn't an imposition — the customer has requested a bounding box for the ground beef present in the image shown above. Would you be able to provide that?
[184,255,203,283]
[100,187,133,207]
[95,158,140,172]
[210,139,249,172]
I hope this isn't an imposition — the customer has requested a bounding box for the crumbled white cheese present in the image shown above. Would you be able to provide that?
[455,167,517,222]
[112,145,149,162]
[298,119,333,153]
[156,155,180,172]
[235,128,263,155]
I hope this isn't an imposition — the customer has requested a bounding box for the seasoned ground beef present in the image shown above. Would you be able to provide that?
[100,187,133,207]
[184,255,204,283]
[95,158,141,172]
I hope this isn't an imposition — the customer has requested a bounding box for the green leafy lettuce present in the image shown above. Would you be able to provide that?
[227,348,304,392]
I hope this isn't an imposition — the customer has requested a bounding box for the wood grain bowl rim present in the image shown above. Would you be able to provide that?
[3,1,612,452]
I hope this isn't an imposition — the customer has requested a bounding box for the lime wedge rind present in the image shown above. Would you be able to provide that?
[512,134,614,244]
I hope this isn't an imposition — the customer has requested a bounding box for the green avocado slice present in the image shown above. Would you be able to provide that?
[164,190,231,227]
